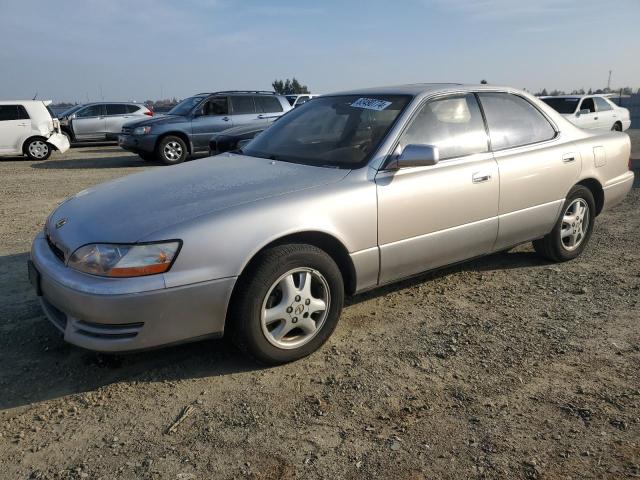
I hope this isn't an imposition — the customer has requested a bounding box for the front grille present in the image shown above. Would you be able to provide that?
[46,236,65,263]
[73,320,144,339]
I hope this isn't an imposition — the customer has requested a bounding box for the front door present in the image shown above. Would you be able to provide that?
[0,105,31,153]
[72,104,106,140]
[574,97,599,130]
[376,93,499,284]
[190,96,232,151]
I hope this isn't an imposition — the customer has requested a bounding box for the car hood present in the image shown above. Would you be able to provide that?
[45,154,350,255]
[124,114,185,128]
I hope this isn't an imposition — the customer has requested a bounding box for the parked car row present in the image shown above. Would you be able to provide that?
[28,83,634,364]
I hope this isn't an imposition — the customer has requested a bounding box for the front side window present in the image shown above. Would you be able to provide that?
[0,105,29,121]
[76,104,103,118]
[399,94,488,160]
[478,93,556,150]
[579,98,596,113]
[255,96,283,113]
[231,96,256,114]
[541,97,579,114]
[594,97,613,112]
[106,104,127,116]
[201,97,228,116]
[242,94,411,168]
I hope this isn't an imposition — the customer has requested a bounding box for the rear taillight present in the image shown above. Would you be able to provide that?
[144,110,153,116]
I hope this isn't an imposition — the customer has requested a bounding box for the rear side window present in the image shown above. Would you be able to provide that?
[230,96,256,114]
[399,94,488,160]
[594,97,613,112]
[478,93,556,150]
[106,104,128,115]
[255,96,283,113]
[76,104,103,118]
[579,98,596,113]
[126,104,141,113]
[0,105,29,121]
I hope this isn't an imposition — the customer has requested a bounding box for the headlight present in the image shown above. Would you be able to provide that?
[68,241,181,277]
[133,126,152,135]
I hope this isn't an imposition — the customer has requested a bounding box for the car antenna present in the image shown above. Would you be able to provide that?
[32,92,38,100]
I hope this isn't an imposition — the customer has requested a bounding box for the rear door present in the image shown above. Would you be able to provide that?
[477,92,580,250]
[190,96,232,151]
[593,96,615,130]
[104,104,131,138]
[230,95,262,126]
[71,104,106,140]
[254,96,285,125]
[0,105,31,153]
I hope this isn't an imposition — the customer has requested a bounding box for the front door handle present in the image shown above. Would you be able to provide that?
[222,116,230,122]
[563,153,576,163]
[472,171,492,183]
[594,117,598,120]
[257,114,265,119]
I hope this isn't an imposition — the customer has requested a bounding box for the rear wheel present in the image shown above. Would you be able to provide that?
[611,122,622,131]
[229,244,344,365]
[157,136,188,165]
[533,185,595,262]
[25,138,51,160]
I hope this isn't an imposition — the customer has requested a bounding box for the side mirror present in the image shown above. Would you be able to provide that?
[389,144,440,169]
[577,109,590,116]
[70,113,77,119]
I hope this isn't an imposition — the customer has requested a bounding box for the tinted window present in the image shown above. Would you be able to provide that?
[168,96,206,116]
[243,95,411,169]
[399,94,488,160]
[76,104,103,118]
[255,96,283,113]
[478,93,556,150]
[231,96,256,114]
[541,97,579,114]
[126,104,140,113]
[201,97,228,115]
[579,98,596,113]
[0,105,29,121]
[285,95,297,106]
[105,104,128,115]
[594,97,613,111]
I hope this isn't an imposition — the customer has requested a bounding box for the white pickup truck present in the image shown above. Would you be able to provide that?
[0,100,70,160]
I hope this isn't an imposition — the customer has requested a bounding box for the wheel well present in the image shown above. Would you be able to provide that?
[238,232,357,296]
[22,136,48,154]
[157,132,192,154]
[577,178,604,215]
[61,126,74,141]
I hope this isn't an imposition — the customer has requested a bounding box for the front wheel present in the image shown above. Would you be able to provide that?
[533,185,595,262]
[229,244,344,365]
[611,122,622,131]
[157,136,188,165]
[25,138,51,160]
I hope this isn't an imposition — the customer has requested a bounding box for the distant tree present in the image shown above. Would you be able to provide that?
[272,77,310,95]
[587,88,593,94]
[539,88,549,96]
[550,89,565,96]
[480,79,488,84]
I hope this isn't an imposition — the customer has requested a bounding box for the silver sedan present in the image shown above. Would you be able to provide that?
[29,84,634,364]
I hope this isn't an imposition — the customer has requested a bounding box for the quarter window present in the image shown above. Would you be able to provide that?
[105,104,128,115]
[126,104,141,113]
[399,94,488,160]
[594,97,613,112]
[255,96,283,113]
[76,104,103,118]
[0,105,29,121]
[478,93,556,150]
[231,96,256,114]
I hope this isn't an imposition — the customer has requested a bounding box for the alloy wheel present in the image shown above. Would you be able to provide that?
[28,141,49,159]
[163,141,183,161]
[560,198,589,251]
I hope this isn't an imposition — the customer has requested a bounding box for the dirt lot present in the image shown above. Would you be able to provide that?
[1,133,639,480]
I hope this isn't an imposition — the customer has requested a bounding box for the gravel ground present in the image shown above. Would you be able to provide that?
[1,133,639,480]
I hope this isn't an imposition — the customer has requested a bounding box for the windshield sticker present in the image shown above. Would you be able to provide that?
[350,98,392,111]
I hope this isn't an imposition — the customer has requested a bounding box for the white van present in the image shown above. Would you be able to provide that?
[0,101,70,160]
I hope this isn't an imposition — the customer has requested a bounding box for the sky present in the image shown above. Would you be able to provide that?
[1,0,639,102]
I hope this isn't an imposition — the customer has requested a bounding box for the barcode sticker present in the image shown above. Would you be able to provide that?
[350,98,392,111]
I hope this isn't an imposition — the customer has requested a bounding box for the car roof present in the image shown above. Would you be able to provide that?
[0,100,52,105]
[539,95,609,99]
[326,83,532,97]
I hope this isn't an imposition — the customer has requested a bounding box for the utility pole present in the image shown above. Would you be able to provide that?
[607,70,612,91]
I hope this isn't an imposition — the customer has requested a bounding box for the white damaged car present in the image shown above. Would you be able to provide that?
[0,101,70,160]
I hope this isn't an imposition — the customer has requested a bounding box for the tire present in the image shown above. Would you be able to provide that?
[611,122,622,131]
[157,135,188,165]
[229,244,344,365]
[24,138,51,160]
[533,185,595,262]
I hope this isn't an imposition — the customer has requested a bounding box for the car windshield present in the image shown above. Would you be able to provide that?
[242,94,411,169]
[541,97,580,114]
[58,105,82,117]
[167,96,206,116]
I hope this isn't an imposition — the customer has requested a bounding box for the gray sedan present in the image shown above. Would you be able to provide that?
[29,84,634,364]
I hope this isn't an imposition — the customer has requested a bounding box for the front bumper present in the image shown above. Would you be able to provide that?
[29,232,236,352]
[118,133,158,154]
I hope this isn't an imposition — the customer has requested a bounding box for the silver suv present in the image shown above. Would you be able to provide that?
[58,102,152,142]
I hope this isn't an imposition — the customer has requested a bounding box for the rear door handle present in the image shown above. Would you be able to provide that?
[472,171,492,183]
[563,153,576,163]
[18,122,29,126]
[222,116,230,122]
[257,114,265,119]
[594,117,598,120]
